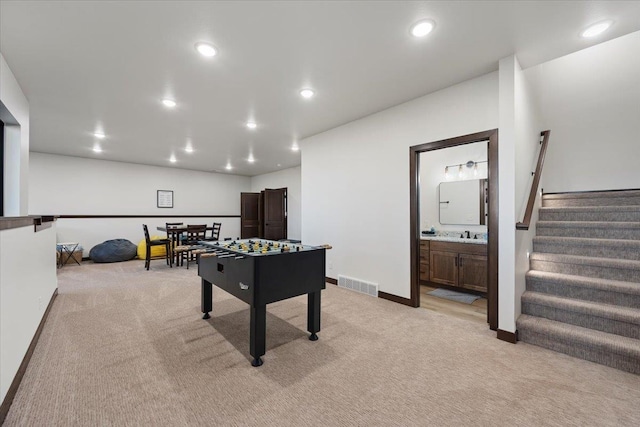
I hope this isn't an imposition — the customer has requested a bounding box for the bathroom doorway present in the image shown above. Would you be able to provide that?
[409,130,498,330]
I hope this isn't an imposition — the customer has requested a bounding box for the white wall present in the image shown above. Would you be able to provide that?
[29,153,251,254]
[0,52,58,405]
[0,224,58,402]
[498,54,545,333]
[527,31,640,193]
[302,72,498,298]
[250,166,301,240]
[419,141,488,234]
[1,53,29,215]
[497,56,518,332]
[514,58,544,328]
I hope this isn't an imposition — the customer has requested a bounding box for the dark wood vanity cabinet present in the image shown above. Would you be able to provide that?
[419,240,430,281]
[422,240,487,293]
[457,253,488,292]
[429,250,459,286]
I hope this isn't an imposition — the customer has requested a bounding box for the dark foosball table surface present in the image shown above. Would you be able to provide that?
[197,239,328,366]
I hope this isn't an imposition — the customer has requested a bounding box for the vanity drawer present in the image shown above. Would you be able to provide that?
[420,240,430,260]
[419,261,430,281]
[430,240,486,255]
[419,240,430,281]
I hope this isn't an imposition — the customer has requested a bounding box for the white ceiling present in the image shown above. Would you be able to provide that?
[1,1,639,176]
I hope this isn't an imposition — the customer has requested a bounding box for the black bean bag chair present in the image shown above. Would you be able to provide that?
[90,239,137,263]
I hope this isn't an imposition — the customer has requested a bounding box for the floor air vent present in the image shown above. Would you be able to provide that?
[337,275,378,297]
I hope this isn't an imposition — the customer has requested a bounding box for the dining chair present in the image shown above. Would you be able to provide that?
[165,222,183,262]
[165,222,183,240]
[142,224,172,270]
[203,222,222,241]
[174,224,207,269]
[185,224,207,244]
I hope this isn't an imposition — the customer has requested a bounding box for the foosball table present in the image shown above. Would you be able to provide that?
[197,239,331,367]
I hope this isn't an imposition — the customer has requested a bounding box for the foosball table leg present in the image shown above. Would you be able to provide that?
[308,290,321,341]
[250,304,266,367]
[201,279,212,319]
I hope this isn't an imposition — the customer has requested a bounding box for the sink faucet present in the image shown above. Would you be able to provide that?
[465,231,471,239]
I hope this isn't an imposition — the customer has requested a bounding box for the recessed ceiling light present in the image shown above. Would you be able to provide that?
[93,145,102,153]
[291,144,300,152]
[300,88,315,99]
[246,121,257,129]
[247,154,255,163]
[162,99,177,108]
[277,163,281,167]
[93,132,106,139]
[169,155,177,163]
[185,145,194,153]
[410,20,435,38]
[581,20,613,38]
[194,42,217,57]
[225,163,233,170]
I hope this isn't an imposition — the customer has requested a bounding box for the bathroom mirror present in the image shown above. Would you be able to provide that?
[439,179,487,225]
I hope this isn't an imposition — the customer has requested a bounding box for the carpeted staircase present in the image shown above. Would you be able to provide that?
[517,189,640,374]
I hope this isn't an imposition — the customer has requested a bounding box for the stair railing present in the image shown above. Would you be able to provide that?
[516,130,551,231]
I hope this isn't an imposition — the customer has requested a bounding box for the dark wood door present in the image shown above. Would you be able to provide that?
[241,192,260,238]
[459,254,488,292]
[429,250,458,286]
[263,188,287,240]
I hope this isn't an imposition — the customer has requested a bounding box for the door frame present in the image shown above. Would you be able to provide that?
[409,129,499,330]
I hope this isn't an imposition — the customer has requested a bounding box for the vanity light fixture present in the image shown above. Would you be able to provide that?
[581,20,613,38]
[444,160,487,178]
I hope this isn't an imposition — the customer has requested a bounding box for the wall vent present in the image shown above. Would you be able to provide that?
[337,275,378,298]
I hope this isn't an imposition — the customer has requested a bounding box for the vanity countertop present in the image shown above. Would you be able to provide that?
[420,235,487,245]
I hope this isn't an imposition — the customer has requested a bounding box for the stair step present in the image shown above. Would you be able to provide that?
[542,189,640,207]
[526,270,640,308]
[530,252,640,283]
[521,291,640,339]
[516,315,640,374]
[536,220,640,240]
[533,236,640,261]
[539,205,640,222]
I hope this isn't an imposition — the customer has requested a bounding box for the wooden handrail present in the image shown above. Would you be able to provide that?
[516,130,551,231]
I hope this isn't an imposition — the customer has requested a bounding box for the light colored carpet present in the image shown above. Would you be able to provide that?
[519,191,640,373]
[427,288,482,304]
[5,260,640,426]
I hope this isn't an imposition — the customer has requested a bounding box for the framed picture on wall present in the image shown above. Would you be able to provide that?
[157,190,173,208]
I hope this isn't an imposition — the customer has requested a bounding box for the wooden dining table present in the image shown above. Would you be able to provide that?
[156,225,215,265]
